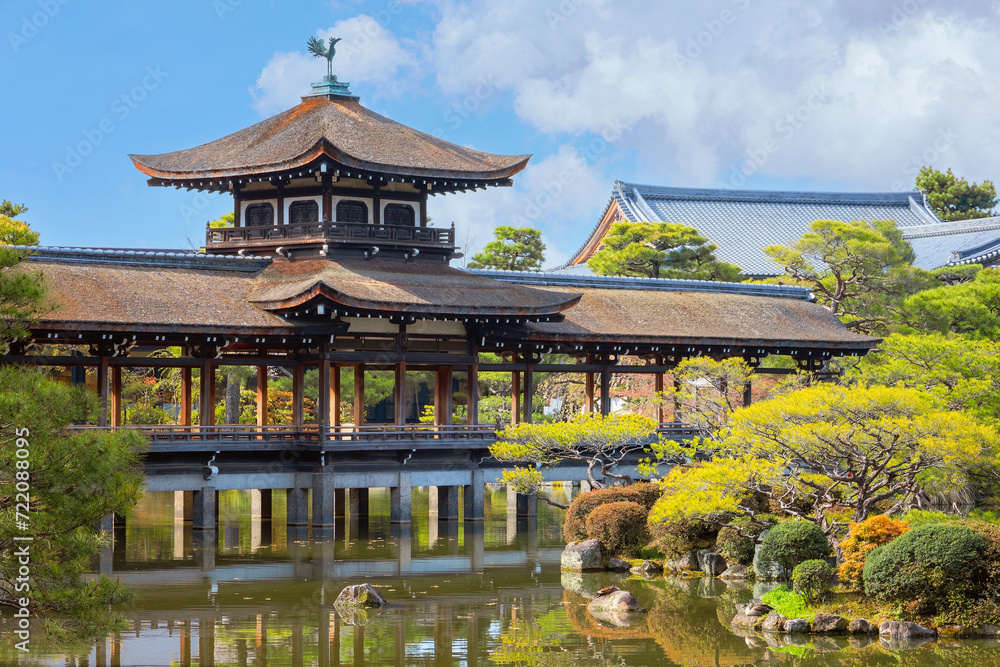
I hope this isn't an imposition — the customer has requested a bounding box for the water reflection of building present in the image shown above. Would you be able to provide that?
[7,53,875,532]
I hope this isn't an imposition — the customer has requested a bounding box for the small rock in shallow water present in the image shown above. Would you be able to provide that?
[561,539,603,571]
[848,618,874,635]
[587,589,641,613]
[607,557,631,571]
[719,564,749,579]
[334,584,386,609]
[811,614,848,633]
[784,618,811,634]
[761,612,787,632]
[879,620,936,638]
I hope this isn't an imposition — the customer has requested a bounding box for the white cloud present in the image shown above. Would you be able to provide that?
[250,16,411,116]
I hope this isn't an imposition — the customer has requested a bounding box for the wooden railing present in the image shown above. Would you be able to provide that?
[205,221,455,248]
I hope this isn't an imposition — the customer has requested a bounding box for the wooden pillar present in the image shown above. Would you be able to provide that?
[394,361,407,426]
[510,371,521,425]
[353,363,365,426]
[233,186,242,227]
[600,363,611,416]
[373,185,381,225]
[200,358,215,427]
[256,366,268,427]
[317,359,332,427]
[276,184,285,226]
[110,366,122,427]
[522,362,533,424]
[654,369,665,425]
[743,380,752,407]
[97,355,110,427]
[585,371,595,414]
[468,361,479,425]
[331,364,341,427]
[321,173,333,222]
[419,192,428,227]
[292,362,304,427]
[180,367,192,427]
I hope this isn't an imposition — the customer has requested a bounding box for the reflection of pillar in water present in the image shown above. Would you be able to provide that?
[434,614,453,665]
[466,612,480,666]
[98,513,114,575]
[199,615,215,666]
[194,540,215,573]
[289,531,310,580]
[96,636,107,667]
[392,523,413,575]
[256,613,267,666]
[293,613,304,667]
[520,517,539,558]
[354,624,365,667]
[394,617,405,665]
[236,639,248,666]
[180,618,191,667]
[318,607,330,666]
[313,537,336,581]
[112,632,122,667]
[332,612,341,665]
[468,521,485,572]
[348,488,369,539]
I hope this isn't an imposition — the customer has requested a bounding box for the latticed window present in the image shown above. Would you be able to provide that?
[245,203,274,226]
[336,200,368,224]
[384,204,415,226]
[289,200,319,224]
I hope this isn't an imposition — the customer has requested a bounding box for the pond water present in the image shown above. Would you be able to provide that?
[6,486,1000,666]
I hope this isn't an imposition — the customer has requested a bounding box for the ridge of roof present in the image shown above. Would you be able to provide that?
[20,246,271,272]
[621,181,925,206]
[464,268,815,301]
[901,216,1000,239]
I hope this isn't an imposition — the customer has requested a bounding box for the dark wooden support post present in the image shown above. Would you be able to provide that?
[522,361,534,424]
[292,362,304,427]
[321,173,333,222]
[585,371,595,414]
[233,185,242,227]
[373,185,381,225]
[256,366,268,426]
[276,184,285,225]
[180,367,192,426]
[354,363,365,426]
[394,361,407,426]
[654,368,665,425]
[510,371,521,425]
[110,366,122,427]
[317,359,332,427]
[199,358,215,427]
[743,380,752,407]
[468,361,479,425]
[419,190,428,227]
[97,355,110,427]
[600,363,611,416]
[331,364,341,427]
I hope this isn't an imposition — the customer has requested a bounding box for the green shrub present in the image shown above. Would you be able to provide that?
[650,518,719,558]
[585,501,649,557]
[757,521,830,577]
[792,559,833,602]
[716,517,769,566]
[563,483,662,543]
[761,585,814,622]
[863,523,988,613]
[966,520,1000,601]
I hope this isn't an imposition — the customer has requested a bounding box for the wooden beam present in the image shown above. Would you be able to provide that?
[199,359,215,427]
[321,173,333,222]
[373,185,381,225]
[353,363,365,426]
[276,184,285,226]
[468,361,479,426]
[600,364,611,416]
[111,366,122,427]
[180,367,192,426]
[522,362,533,424]
[233,186,242,227]
[419,190,428,227]
[510,371,520,426]
[743,380,752,407]
[256,366,268,427]
[654,369,664,424]
[585,371,595,414]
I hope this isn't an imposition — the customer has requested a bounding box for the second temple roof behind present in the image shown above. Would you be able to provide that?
[129,97,531,183]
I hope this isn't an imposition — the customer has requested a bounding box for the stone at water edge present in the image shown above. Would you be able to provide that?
[701,552,728,577]
[879,620,936,638]
[561,539,603,571]
[761,612,787,633]
[811,614,848,633]
[587,589,641,613]
[607,557,631,571]
[730,613,765,630]
[784,618,811,634]
[334,583,386,609]
[719,564,749,579]
[849,618,875,635]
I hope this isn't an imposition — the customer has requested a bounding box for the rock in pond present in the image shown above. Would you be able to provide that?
[334,583,386,609]
[761,612,787,633]
[700,552,728,577]
[607,557,631,571]
[879,620,936,638]
[849,618,875,635]
[587,588,641,614]
[731,613,765,630]
[719,564,750,579]
[674,550,700,571]
[784,618,811,634]
[630,560,663,575]
[811,614,848,633]
[561,539,603,571]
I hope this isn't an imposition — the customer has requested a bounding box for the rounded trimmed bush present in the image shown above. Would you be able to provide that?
[563,483,662,543]
[585,501,649,557]
[792,559,834,602]
[863,523,988,612]
[757,521,830,576]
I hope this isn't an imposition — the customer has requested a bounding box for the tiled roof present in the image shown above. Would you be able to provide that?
[130,97,530,182]
[901,216,1000,268]
[563,182,945,277]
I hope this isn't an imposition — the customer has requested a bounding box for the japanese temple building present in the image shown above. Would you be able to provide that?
[7,71,877,531]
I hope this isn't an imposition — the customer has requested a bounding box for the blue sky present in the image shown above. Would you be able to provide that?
[3,0,999,266]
